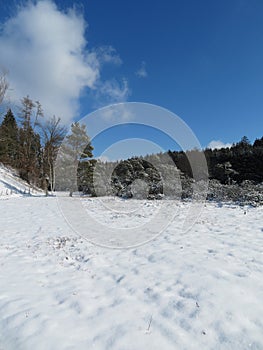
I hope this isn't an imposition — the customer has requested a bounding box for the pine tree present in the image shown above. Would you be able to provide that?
[240,136,250,145]
[0,109,19,166]
[253,137,263,148]
[55,122,93,196]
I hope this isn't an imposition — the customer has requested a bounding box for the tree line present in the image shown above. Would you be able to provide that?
[76,136,263,205]
[0,72,262,202]
[0,97,93,194]
[168,135,263,184]
[1,97,262,203]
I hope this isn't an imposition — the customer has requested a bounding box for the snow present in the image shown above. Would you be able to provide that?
[0,166,263,349]
[0,164,44,198]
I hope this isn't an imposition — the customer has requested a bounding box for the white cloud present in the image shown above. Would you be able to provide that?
[100,78,130,102]
[99,103,134,122]
[135,61,147,78]
[207,140,233,150]
[0,0,129,124]
[95,46,122,66]
[93,78,130,108]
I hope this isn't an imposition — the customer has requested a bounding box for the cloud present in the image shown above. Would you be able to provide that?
[207,140,233,150]
[99,78,130,102]
[95,46,122,66]
[0,0,129,124]
[99,103,134,122]
[93,78,130,108]
[135,61,147,78]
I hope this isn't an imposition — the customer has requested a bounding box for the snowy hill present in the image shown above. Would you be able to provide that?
[0,163,44,197]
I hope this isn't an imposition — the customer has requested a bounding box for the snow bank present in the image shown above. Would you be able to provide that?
[0,163,44,198]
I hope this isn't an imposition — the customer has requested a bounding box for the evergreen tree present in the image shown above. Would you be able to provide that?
[253,137,263,148]
[0,109,19,166]
[56,122,93,196]
[77,159,97,195]
[240,136,250,146]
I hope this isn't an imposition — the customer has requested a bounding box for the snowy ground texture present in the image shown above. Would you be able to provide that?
[0,168,263,349]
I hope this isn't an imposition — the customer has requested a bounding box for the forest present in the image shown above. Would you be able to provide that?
[76,138,263,205]
[0,91,262,205]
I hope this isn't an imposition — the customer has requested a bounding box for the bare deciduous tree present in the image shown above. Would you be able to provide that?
[18,96,43,184]
[42,116,67,192]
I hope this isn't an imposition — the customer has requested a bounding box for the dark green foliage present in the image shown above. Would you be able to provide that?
[111,157,161,198]
[77,159,97,195]
[167,136,263,185]
[253,137,263,148]
[204,136,263,184]
[0,103,262,206]
[18,125,42,183]
[88,155,182,199]
[0,109,19,166]
[76,135,263,203]
[0,98,67,191]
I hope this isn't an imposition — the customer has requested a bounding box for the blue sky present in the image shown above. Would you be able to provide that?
[0,0,263,159]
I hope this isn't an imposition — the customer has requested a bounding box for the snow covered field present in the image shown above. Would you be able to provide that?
[0,189,263,349]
